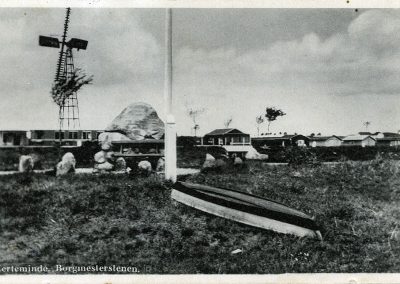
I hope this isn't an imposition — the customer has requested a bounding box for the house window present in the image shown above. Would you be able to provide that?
[35,131,44,139]
[55,132,64,140]
[218,138,224,145]
[297,140,305,146]
[69,132,78,139]
[232,136,241,143]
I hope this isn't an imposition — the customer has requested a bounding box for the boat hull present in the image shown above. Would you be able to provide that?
[171,181,321,239]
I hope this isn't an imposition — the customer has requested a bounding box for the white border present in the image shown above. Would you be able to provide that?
[0,274,400,283]
[0,1,399,283]
[0,0,399,8]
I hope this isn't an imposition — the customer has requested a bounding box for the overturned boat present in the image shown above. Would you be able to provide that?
[171,181,322,240]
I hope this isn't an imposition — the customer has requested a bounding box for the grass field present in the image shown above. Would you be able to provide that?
[0,158,399,273]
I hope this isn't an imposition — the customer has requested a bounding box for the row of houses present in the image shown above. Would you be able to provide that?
[200,128,400,149]
[0,129,103,147]
[1,128,400,149]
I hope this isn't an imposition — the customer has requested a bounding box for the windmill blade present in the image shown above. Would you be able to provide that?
[55,7,71,82]
[39,36,60,48]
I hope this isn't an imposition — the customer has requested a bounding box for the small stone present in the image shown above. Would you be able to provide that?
[62,152,76,168]
[114,157,127,172]
[94,150,107,164]
[234,157,243,165]
[202,153,216,169]
[94,161,114,171]
[105,151,116,163]
[231,249,243,255]
[215,158,227,169]
[98,132,130,151]
[156,157,165,172]
[245,146,268,160]
[56,152,76,176]
[138,160,152,175]
[18,155,34,173]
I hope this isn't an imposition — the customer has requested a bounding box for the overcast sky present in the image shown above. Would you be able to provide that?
[0,8,399,136]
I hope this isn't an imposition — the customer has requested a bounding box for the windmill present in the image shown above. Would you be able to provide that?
[39,8,90,133]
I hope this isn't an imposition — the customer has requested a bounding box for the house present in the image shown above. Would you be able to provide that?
[252,134,309,149]
[342,135,376,147]
[309,135,342,147]
[29,129,104,146]
[374,132,400,147]
[0,130,28,146]
[203,128,251,146]
[202,128,252,158]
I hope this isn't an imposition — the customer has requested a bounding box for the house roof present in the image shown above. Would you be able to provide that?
[309,135,342,141]
[112,139,164,144]
[281,134,309,139]
[382,132,400,138]
[377,137,400,141]
[204,128,247,136]
[252,134,308,141]
[0,130,27,133]
[343,135,376,141]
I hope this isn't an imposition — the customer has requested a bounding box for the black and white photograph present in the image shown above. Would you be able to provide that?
[0,1,399,283]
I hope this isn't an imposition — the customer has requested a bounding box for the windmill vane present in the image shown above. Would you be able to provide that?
[39,7,89,132]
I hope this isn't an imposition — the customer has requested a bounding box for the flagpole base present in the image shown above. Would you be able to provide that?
[164,114,177,183]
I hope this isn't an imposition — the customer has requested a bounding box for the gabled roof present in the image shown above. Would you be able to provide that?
[205,128,247,136]
[309,135,342,141]
[252,134,308,141]
[281,134,309,140]
[343,135,376,141]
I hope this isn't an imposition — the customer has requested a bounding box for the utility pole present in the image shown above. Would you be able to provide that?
[164,8,177,182]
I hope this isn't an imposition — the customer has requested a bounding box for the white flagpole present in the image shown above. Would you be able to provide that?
[164,8,177,182]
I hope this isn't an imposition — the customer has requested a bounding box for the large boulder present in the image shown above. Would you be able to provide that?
[105,102,164,140]
[98,132,131,151]
[18,155,34,173]
[245,147,268,160]
[56,152,76,176]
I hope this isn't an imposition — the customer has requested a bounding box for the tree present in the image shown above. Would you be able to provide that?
[265,107,286,132]
[256,115,264,136]
[187,107,205,137]
[51,68,93,106]
[224,117,233,128]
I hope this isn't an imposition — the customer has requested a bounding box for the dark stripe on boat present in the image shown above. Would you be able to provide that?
[182,182,309,218]
[173,182,319,231]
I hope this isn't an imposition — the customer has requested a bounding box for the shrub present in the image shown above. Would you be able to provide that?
[283,147,319,167]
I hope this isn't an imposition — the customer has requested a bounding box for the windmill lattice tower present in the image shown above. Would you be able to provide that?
[56,8,79,130]
[39,7,88,131]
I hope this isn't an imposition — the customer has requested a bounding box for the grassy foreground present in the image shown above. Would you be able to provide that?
[0,159,399,273]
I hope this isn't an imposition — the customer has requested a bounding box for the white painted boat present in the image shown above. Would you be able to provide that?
[171,181,322,240]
